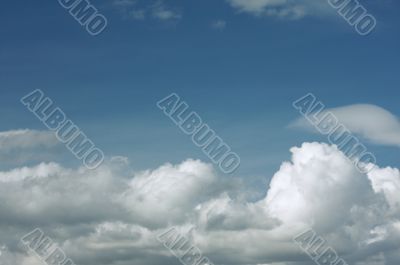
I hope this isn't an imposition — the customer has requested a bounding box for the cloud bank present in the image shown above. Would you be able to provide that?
[1,130,400,265]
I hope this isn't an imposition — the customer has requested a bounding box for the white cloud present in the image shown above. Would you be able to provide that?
[0,162,65,182]
[291,104,400,147]
[368,166,400,215]
[120,159,219,227]
[225,0,331,19]
[187,142,399,264]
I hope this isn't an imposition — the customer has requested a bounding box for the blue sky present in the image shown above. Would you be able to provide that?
[1,1,400,265]
[1,0,399,179]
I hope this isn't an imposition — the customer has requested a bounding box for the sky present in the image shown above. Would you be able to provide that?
[0,0,400,265]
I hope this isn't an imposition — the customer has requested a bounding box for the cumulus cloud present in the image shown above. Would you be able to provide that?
[368,167,400,215]
[291,104,400,147]
[186,143,399,265]
[1,141,400,265]
[119,159,220,228]
[225,0,332,19]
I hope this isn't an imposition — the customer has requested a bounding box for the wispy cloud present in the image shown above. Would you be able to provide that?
[211,19,227,30]
[151,1,182,21]
[112,0,136,8]
[112,0,182,21]
[129,9,146,20]
[225,0,331,19]
[0,129,57,151]
[0,129,61,168]
[291,104,400,147]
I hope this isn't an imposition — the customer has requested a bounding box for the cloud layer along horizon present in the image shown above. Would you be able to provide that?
[0,129,399,265]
